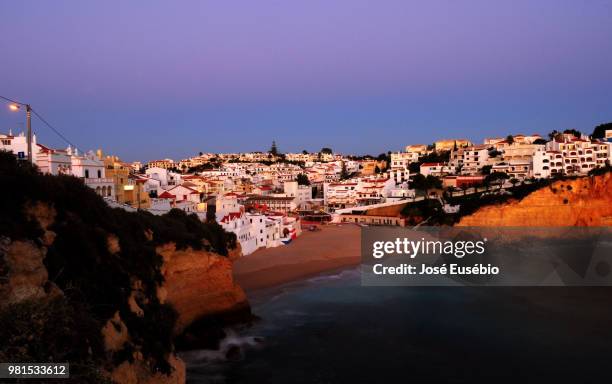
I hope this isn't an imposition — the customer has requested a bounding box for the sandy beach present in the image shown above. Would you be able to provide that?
[233,224,361,291]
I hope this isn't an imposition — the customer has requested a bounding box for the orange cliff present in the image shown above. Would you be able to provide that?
[457,173,612,227]
[157,242,249,333]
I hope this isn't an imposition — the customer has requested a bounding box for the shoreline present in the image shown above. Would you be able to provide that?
[233,224,361,292]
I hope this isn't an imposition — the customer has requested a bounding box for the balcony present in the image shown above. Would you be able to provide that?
[83,177,113,184]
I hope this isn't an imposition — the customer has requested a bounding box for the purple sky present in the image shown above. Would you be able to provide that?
[1,0,612,161]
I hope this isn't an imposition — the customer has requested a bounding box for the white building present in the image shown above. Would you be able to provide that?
[36,144,72,175]
[547,136,610,174]
[450,145,490,174]
[219,209,258,255]
[0,131,39,161]
[533,150,564,178]
[419,162,454,177]
[145,167,182,187]
[70,149,115,198]
[283,181,312,210]
[388,168,410,184]
[390,152,417,170]
[386,182,416,202]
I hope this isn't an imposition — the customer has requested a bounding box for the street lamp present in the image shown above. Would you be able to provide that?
[7,101,33,164]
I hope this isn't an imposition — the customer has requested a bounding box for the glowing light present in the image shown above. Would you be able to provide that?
[8,104,20,111]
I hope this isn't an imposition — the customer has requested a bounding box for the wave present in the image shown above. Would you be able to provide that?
[180,329,264,364]
[306,266,360,283]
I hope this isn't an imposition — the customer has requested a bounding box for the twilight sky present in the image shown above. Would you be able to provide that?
[1,0,612,161]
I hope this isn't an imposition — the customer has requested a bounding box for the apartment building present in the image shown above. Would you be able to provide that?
[491,161,532,179]
[390,151,417,170]
[502,143,544,163]
[103,154,131,203]
[532,150,564,178]
[147,159,175,169]
[420,162,455,177]
[434,139,471,152]
[323,181,358,210]
[450,145,490,174]
[388,168,410,184]
[547,136,610,174]
[244,195,296,213]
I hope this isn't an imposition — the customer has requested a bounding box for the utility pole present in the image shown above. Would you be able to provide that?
[137,182,141,210]
[26,104,33,164]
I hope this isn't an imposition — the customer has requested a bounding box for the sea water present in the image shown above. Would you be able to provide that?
[183,267,612,383]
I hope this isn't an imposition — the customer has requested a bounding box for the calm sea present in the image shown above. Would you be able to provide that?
[183,267,612,383]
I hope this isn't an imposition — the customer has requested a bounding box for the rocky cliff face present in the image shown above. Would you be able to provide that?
[457,173,612,227]
[0,201,248,384]
[157,242,249,333]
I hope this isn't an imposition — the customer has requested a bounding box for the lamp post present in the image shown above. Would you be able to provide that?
[8,102,33,164]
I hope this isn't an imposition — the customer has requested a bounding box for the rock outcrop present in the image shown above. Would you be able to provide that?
[158,242,249,333]
[109,354,186,384]
[457,173,612,227]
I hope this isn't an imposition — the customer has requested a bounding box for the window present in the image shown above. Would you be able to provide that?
[97,170,101,178]
[85,170,90,178]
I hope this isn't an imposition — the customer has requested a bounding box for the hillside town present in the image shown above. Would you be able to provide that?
[2,127,611,255]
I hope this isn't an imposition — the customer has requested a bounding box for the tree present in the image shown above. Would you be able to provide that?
[302,149,309,155]
[591,122,612,139]
[320,147,333,155]
[269,140,279,155]
[296,173,310,186]
[506,135,514,145]
[548,130,561,141]
[374,165,381,174]
[425,175,442,198]
[411,175,442,199]
[425,175,442,190]
[409,174,427,197]
[480,165,492,175]
[483,177,491,191]
[533,138,547,145]
[376,153,388,161]
[485,171,509,189]
[509,178,520,189]
[340,161,350,180]
[488,149,502,158]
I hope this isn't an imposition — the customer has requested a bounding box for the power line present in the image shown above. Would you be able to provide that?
[0,95,25,105]
[30,108,80,151]
[1,95,82,152]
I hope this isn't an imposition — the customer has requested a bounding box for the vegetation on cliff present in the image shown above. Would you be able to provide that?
[0,151,237,382]
[401,167,612,226]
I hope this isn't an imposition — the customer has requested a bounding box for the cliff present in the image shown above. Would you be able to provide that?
[0,152,247,384]
[158,242,249,333]
[457,173,612,227]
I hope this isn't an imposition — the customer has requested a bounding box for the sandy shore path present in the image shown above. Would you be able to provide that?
[233,224,361,291]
